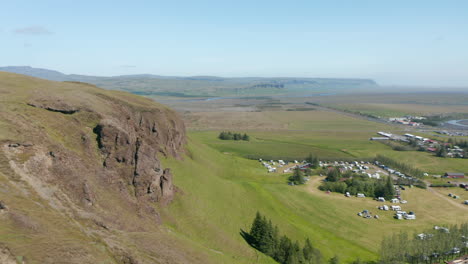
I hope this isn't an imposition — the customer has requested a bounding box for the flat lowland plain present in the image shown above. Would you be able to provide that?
[156,92,468,263]
[323,103,468,118]
[185,109,467,174]
[299,92,468,117]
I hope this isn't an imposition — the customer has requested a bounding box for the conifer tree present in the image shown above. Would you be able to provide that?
[226,131,233,140]
[218,131,226,140]
[329,255,340,264]
[292,241,305,264]
[436,146,447,157]
[275,235,292,263]
[249,212,265,248]
[303,238,314,262]
[384,176,395,199]
[326,168,341,182]
[290,167,305,185]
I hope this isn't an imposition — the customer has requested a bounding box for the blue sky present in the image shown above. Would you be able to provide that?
[1,0,468,86]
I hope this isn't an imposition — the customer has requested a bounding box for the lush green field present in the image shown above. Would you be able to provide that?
[161,134,467,263]
[186,109,467,174]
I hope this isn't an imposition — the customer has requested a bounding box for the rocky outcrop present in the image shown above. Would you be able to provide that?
[93,105,184,204]
[0,73,187,264]
[0,245,18,264]
[27,99,81,114]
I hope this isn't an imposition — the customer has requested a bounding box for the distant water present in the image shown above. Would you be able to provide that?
[446,119,468,128]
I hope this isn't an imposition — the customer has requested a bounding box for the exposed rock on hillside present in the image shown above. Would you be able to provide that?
[0,245,18,264]
[0,72,188,263]
[93,103,184,204]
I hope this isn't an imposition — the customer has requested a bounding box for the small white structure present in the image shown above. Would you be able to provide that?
[417,233,426,239]
[400,200,408,204]
[391,198,399,203]
[357,193,365,198]
[345,192,351,197]
[383,205,389,211]
[395,213,403,220]
[294,160,298,164]
[378,197,385,202]
[391,205,401,211]
[404,214,416,220]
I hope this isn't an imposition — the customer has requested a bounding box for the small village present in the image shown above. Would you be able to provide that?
[257,158,429,221]
[258,154,467,223]
[388,116,426,127]
[370,131,467,159]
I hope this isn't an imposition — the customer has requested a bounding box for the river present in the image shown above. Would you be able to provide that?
[445,119,468,128]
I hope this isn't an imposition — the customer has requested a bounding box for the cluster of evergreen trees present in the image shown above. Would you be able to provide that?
[218,131,250,141]
[435,145,448,158]
[305,153,320,168]
[447,138,468,148]
[380,223,468,264]
[246,212,323,264]
[436,138,468,159]
[289,167,307,185]
[319,168,395,199]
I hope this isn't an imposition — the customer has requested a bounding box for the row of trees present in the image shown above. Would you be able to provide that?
[447,138,468,148]
[375,155,424,178]
[319,168,395,199]
[247,212,324,264]
[218,131,250,141]
[380,223,468,264]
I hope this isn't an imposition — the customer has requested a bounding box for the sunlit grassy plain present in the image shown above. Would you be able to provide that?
[160,104,467,263]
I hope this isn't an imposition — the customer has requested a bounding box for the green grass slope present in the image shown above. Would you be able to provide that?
[161,134,467,263]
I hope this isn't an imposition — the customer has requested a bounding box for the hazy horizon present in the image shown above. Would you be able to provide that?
[2,1,468,87]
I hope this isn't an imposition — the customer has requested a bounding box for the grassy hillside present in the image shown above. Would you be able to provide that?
[161,134,467,263]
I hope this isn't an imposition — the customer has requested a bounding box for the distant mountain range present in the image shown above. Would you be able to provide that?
[0,66,379,97]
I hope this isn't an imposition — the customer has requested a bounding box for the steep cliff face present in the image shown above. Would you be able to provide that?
[0,72,193,264]
[3,83,185,208]
[93,105,184,204]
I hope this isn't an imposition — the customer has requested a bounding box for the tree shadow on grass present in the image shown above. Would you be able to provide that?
[239,229,256,249]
